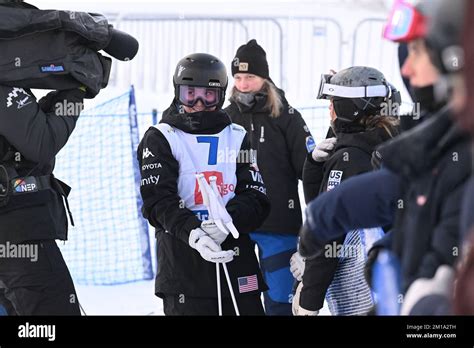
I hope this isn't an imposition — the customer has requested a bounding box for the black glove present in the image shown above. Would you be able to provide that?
[38,88,86,116]
[298,222,324,259]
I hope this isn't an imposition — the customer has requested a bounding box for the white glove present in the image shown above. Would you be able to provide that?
[292,282,319,316]
[201,220,228,245]
[400,265,455,315]
[312,137,337,162]
[290,252,305,281]
[188,228,235,264]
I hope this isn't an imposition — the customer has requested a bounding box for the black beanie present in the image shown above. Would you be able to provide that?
[231,39,269,79]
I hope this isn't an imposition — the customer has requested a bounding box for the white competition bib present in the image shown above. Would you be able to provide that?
[153,123,246,221]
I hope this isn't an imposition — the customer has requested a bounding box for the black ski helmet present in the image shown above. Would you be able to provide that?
[173,53,228,109]
[319,66,401,122]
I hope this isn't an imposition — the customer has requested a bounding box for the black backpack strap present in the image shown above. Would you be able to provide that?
[50,175,75,227]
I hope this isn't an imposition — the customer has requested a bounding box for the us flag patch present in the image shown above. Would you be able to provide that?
[238,274,258,293]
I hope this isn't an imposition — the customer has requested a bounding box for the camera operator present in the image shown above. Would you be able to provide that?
[0,0,87,313]
[0,82,86,315]
[0,0,139,315]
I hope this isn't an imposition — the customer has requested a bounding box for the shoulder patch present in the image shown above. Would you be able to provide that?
[6,87,32,109]
[327,170,343,191]
[305,136,316,153]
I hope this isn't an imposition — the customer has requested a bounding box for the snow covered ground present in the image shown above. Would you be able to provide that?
[76,280,163,316]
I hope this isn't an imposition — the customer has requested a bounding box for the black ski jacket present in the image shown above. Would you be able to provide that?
[225,88,313,235]
[0,85,84,243]
[138,103,270,298]
[301,123,395,311]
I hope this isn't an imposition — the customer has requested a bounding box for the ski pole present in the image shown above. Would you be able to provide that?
[216,263,222,316]
[223,263,240,316]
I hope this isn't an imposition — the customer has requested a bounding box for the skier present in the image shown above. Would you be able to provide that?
[138,53,271,315]
[292,66,400,315]
[224,39,315,315]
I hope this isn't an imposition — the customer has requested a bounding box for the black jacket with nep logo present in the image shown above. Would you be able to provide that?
[138,103,270,298]
[225,88,313,235]
[0,85,83,243]
[300,123,396,311]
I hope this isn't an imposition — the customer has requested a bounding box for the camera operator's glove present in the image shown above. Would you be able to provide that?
[312,137,337,162]
[292,282,319,316]
[290,252,306,281]
[38,87,86,116]
[188,228,234,263]
[200,220,228,245]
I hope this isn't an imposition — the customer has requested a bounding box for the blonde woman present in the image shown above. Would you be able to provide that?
[225,39,315,315]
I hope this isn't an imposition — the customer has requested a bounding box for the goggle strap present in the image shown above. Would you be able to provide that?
[321,84,388,98]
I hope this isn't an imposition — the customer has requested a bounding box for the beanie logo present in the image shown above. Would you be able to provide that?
[239,62,249,72]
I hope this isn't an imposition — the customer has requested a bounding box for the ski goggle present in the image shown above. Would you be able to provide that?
[317,74,389,100]
[383,0,427,42]
[178,85,221,108]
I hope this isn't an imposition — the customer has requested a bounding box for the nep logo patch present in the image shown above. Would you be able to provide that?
[11,177,38,194]
[40,64,65,73]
